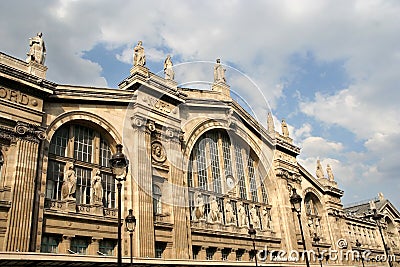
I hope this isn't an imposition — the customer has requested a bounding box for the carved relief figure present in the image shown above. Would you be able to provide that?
[281,119,289,137]
[164,55,174,80]
[316,160,324,179]
[237,202,247,227]
[61,162,76,200]
[225,201,236,224]
[133,40,146,66]
[151,142,166,163]
[214,58,226,84]
[249,205,260,228]
[326,164,334,181]
[192,192,204,221]
[91,169,103,205]
[261,207,271,229]
[26,32,46,64]
[208,196,221,223]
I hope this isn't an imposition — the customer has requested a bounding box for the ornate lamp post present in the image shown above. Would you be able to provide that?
[370,202,393,267]
[248,224,258,266]
[312,233,323,267]
[290,188,311,267]
[125,209,136,267]
[109,144,129,267]
[355,239,365,267]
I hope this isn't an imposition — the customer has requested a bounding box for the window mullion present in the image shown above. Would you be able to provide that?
[216,133,226,194]
[67,125,74,158]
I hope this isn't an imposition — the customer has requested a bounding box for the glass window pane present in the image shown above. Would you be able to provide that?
[49,127,69,157]
[74,125,93,163]
[46,160,65,200]
[207,132,222,194]
[75,167,91,205]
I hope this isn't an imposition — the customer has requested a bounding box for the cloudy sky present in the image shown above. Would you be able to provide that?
[1,0,399,208]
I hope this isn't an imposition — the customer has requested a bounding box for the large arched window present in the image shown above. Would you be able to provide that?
[46,122,115,207]
[304,193,323,238]
[187,129,269,229]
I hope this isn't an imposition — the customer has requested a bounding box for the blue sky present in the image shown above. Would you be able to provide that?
[1,0,399,208]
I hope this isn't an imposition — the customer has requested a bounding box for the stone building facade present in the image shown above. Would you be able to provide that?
[0,37,399,266]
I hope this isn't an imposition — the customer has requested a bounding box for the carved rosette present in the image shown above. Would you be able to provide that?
[151,141,167,163]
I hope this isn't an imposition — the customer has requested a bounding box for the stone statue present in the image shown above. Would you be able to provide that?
[316,160,324,179]
[192,192,204,221]
[214,58,226,84]
[133,40,146,66]
[326,164,334,181]
[267,112,275,133]
[225,201,236,224]
[61,162,76,200]
[261,207,271,229]
[26,32,46,64]
[91,169,103,205]
[249,205,260,228]
[208,196,221,223]
[281,119,289,137]
[237,201,247,227]
[164,55,174,80]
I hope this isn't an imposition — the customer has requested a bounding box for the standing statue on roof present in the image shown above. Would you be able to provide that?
[164,55,174,80]
[316,159,324,179]
[27,32,46,64]
[281,119,289,137]
[214,58,226,84]
[326,164,334,181]
[133,40,146,66]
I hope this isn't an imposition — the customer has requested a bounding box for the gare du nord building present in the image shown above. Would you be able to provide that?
[0,35,399,266]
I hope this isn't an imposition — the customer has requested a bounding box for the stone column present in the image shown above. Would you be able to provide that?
[88,237,102,255]
[59,235,73,254]
[168,130,190,259]
[131,116,155,258]
[4,139,39,252]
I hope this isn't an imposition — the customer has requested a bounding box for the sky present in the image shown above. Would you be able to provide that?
[0,0,399,208]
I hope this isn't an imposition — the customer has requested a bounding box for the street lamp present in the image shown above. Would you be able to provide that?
[109,144,129,267]
[248,224,258,266]
[355,239,365,267]
[312,233,323,267]
[125,209,136,267]
[370,202,393,267]
[290,188,311,267]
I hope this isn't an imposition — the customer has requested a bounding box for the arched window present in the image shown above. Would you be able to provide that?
[153,185,162,214]
[188,130,267,201]
[46,123,115,207]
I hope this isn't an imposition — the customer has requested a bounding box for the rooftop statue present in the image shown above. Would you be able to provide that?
[214,58,226,84]
[326,164,334,181]
[133,40,146,67]
[164,55,174,80]
[267,112,275,133]
[281,119,289,137]
[26,32,46,64]
[316,159,324,179]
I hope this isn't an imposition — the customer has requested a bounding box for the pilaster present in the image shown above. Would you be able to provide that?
[168,132,190,259]
[131,116,155,258]
[4,138,39,252]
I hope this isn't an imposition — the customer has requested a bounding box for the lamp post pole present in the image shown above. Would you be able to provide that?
[290,188,311,267]
[248,224,258,266]
[355,239,365,267]
[371,205,393,267]
[117,181,122,267]
[313,233,323,267]
[125,209,136,267]
[109,144,129,267]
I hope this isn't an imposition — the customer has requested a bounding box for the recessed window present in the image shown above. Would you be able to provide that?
[40,235,59,253]
[46,123,114,208]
